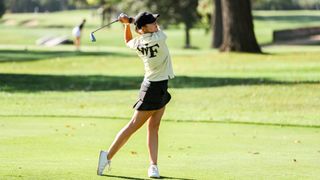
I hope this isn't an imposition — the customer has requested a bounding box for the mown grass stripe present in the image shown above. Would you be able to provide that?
[1,114,319,129]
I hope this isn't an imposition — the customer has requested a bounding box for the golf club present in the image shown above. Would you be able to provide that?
[90,19,119,42]
[90,14,134,42]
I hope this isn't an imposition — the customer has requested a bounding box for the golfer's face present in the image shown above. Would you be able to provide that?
[144,22,158,33]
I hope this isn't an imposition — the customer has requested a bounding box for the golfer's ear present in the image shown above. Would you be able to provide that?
[135,27,142,35]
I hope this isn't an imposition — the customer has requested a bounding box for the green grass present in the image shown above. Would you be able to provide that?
[0,10,100,28]
[1,117,320,179]
[0,26,211,49]
[0,45,319,179]
[0,47,319,126]
[0,10,320,179]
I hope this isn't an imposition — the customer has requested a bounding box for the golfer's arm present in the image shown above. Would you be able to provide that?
[124,24,132,43]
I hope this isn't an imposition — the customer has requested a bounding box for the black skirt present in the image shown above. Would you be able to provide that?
[133,80,171,111]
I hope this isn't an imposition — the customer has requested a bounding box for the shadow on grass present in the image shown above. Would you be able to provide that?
[102,174,146,180]
[103,174,195,180]
[0,49,134,63]
[3,114,320,128]
[0,73,319,92]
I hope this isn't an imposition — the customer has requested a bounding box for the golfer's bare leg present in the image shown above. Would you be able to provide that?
[107,110,155,160]
[75,37,80,50]
[147,107,165,165]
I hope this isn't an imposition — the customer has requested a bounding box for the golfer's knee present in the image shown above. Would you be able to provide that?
[124,119,140,134]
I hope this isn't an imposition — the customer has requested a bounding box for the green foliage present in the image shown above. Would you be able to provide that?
[5,0,37,12]
[197,0,213,15]
[197,0,213,31]
[0,0,5,18]
[146,0,199,28]
[4,0,88,12]
[68,0,86,8]
[86,0,120,6]
[145,0,199,47]
[117,0,148,16]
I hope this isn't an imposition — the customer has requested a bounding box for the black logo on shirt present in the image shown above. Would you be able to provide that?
[137,43,160,58]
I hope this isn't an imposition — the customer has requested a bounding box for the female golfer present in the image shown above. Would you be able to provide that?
[97,12,174,178]
[72,18,86,51]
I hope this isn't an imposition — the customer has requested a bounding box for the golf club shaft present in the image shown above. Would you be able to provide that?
[92,19,119,33]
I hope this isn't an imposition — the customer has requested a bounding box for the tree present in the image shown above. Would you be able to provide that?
[146,0,199,48]
[212,0,222,48]
[118,0,147,15]
[0,0,5,19]
[179,0,199,48]
[197,0,213,34]
[220,0,261,53]
[197,0,222,48]
[39,0,67,12]
[4,0,83,13]
[5,0,38,12]
[87,0,120,26]
[67,0,89,9]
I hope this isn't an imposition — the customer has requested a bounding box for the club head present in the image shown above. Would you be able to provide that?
[90,32,96,42]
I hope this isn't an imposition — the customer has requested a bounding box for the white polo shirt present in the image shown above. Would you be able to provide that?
[126,30,175,82]
[72,26,81,37]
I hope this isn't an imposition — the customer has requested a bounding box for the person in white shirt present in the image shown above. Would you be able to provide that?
[72,19,86,51]
[97,12,175,178]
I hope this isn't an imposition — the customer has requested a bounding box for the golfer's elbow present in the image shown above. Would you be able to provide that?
[125,37,132,43]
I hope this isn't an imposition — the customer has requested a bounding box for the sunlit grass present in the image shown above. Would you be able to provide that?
[0,46,319,126]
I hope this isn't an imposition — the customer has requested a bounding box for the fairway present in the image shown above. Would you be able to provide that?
[0,46,319,179]
[1,9,320,180]
[1,117,319,179]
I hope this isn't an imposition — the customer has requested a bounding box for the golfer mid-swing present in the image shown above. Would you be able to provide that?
[97,12,174,178]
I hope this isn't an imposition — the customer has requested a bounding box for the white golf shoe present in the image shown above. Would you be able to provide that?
[97,150,111,176]
[148,165,160,178]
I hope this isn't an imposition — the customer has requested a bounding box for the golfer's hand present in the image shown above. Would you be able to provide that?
[118,13,131,24]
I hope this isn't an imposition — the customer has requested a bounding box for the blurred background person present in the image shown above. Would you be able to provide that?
[72,18,86,51]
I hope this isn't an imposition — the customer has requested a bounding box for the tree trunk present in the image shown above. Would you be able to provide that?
[220,0,261,53]
[212,0,222,48]
[184,23,191,48]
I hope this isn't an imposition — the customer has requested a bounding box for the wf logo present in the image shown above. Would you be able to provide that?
[137,43,160,58]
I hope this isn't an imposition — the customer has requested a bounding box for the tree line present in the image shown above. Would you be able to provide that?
[2,0,319,13]
[2,0,317,53]
[3,0,97,13]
